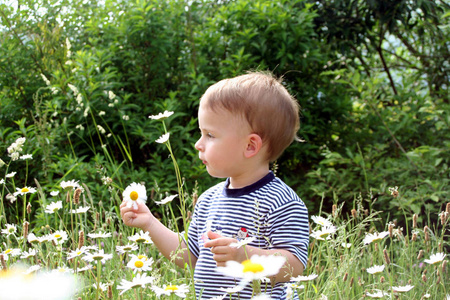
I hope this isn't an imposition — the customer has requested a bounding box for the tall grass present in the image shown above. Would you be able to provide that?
[0,117,448,299]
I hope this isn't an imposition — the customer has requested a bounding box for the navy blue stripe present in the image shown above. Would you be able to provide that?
[187,174,309,299]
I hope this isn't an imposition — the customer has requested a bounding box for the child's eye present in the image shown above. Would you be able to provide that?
[207,133,214,138]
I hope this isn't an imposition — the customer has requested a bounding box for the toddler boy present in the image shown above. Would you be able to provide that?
[121,71,309,299]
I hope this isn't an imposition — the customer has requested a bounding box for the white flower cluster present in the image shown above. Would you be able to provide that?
[7,137,26,161]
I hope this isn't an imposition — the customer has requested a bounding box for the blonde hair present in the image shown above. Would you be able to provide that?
[200,71,300,162]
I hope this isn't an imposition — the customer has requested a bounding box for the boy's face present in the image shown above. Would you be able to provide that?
[195,101,252,180]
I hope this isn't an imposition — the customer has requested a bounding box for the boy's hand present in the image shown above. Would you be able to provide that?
[120,201,153,230]
[203,231,246,266]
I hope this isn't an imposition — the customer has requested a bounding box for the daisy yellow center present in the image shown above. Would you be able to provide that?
[137,255,147,260]
[124,246,132,251]
[134,261,144,268]
[136,238,146,243]
[5,249,12,254]
[242,260,264,273]
[165,285,178,291]
[319,232,330,238]
[21,187,29,193]
[54,234,62,239]
[77,251,82,255]
[8,228,14,233]
[130,191,139,201]
[93,255,103,261]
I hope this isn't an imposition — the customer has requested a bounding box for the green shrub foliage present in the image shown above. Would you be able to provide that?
[0,0,448,226]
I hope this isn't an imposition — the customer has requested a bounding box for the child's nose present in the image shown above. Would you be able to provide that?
[195,138,203,151]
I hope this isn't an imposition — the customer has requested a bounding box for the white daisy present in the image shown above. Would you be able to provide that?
[155,133,170,144]
[155,194,177,205]
[60,180,81,190]
[392,285,414,293]
[310,225,336,240]
[366,290,390,298]
[45,201,63,214]
[363,231,390,245]
[366,265,385,275]
[311,216,333,227]
[87,231,112,239]
[424,253,446,265]
[116,243,139,255]
[341,243,352,248]
[217,254,286,282]
[1,223,17,236]
[229,236,256,248]
[67,247,88,259]
[70,206,90,214]
[149,110,174,120]
[152,283,189,298]
[27,233,39,244]
[13,186,37,197]
[127,254,154,273]
[50,191,60,196]
[5,172,17,178]
[52,265,74,274]
[23,265,41,275]
[2,248,21,258]
[252,294,274,300]
[76,264,93,273]
[0,179,4,184]
[82,249,113,263]
[128,230,152,244]
[20,154,33,160]
[93,282,109,291]
[51,230,69,245]
[20,249,38,259]
[117,273,155,295]
[291,273,318,282]
[123,182,147,210]
[219,284,245,294]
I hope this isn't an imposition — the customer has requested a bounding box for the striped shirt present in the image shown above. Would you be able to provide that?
[187,172,309,299]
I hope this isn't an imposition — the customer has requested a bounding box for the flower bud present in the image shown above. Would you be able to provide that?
[23,221,29,240]
[417,249,424,260]
[343,272,348,281]
[73,188,82,205]
[0,254,7,271]
[412,214,418,228]
[424,226,430,242]
[422,274,427,282]
[332,204,337,218]
[388,222,394,238]
[351,209,357,219]
[27,202,32,214]
[383,249,390,265]
[78,230,85,248]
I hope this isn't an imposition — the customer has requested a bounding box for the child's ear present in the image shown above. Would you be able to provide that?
[244,133,263,158]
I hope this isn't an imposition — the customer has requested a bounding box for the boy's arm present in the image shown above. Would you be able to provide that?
[120,201,197,268]
[204,231,303,282]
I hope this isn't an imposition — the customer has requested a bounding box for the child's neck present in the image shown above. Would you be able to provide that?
[228,165,270,189]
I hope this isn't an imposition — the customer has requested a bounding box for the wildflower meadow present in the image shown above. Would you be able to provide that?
[0,113,448,299]
[0,0,449,299]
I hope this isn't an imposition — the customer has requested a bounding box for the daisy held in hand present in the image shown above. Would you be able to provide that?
[123,182,147,210]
